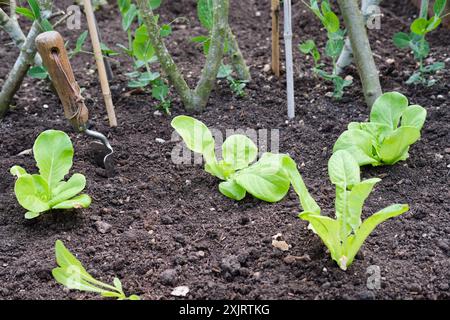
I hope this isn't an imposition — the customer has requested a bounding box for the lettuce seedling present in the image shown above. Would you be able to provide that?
[52,240,140,300]
[299,0,352,99]
[393,0,447,86]
[171,115,290,202]
[10,130,91,219]
[333,92,426,166]
[284,150,409,270]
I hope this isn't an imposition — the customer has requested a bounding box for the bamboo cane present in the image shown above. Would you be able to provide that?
[83,0,117,127]
[271,0,280,77]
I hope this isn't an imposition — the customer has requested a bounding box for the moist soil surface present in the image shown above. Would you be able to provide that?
[0,0,449,300]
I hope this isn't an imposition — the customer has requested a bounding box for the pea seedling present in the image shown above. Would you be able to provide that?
[117,0,172,113]
[171,116,291,202]
[52,240,140,300]
[193,0,247,97]
[299,0,352,99]
[333,92,426,166]
[393,0,448,86]
[284,151,409,270]
[10,130,91,219]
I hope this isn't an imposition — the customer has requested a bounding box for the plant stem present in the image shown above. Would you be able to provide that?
[137,0,230,112]
[227,27,251,81]
[0,8,42,66]
[337,0,382,107]
[335,0,381,75]
[0,0,51,118]
[419,0,429,19]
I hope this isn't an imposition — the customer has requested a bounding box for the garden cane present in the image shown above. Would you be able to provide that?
[35,31,114,177]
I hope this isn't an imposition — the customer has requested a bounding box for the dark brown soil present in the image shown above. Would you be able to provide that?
[0,0,449,300]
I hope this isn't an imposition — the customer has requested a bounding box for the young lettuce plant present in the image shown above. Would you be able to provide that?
[333,92,426,166]
[117,0,171,113]
[52,240,140,300]
[299,0,352,99]
[284,150,409,270]
[393,0,447,86]
[171,116,291,202]
[10,130,91,219]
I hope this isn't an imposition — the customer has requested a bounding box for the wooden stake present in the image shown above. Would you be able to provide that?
[83,0,117,127]
[271,0,280,77]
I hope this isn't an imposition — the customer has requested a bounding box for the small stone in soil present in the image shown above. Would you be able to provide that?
[159,269,177,286]
[171,286,189,297]
[220,255,241,276]
[94,221,112,234]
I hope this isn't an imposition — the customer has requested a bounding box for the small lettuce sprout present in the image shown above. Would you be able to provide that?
[52,240,140,300]
[284,151,409,270]
[171,115,291,202]
[333,92,426,166]
[10,130,91,219]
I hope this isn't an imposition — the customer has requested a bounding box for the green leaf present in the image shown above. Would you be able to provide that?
[433,0,447,16]
[401,105,427,130]
[14,174,50,214]
[282,155,321,214]
[219,179,246,200]
[25,211,40,219]
[378,127,421,164]
[298,212,342,264]
[370,92,409,130]
[113,277,123,292]
[328,150,360,188]
[10,165,28,178]
[322,11,340,33]
[221,134,257,170]
[28,0,41,20]
[346,178,381,231]
[49,173,87,207]
[28,65,48,79]
[426,16,442,32]
[52,194,92,210]
[171,115,217,165]
[333,129,378,166]
[235,153,290,203]
[73,31,88,55]
[411,18,428,35]
[139,71,160,82]
[40,18,53,32]
[54,240,85,269]
[191,35,209,43]
[160,24,172,37]
[393,32,410,48]
[132,25,155,63]
[122,4,137,31]
[33,130,74,190]
[16,7,35,20]
[149,0,162,9]
[118,0,131,13]
[152,83,169,101]
[346,204,409,268]
[197,0,214,30]
[217,64,233,78]
[422,61,445,73]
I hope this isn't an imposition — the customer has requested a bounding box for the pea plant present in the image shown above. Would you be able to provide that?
[193,0,248,97]
[393,0,448,86]
[171,116,291,202]
[10,130,91,219]
[52,240,140,300]
[284,151,409,270]
[333,92,426,166]
[117,0,172,114]
[299,0,352,99]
